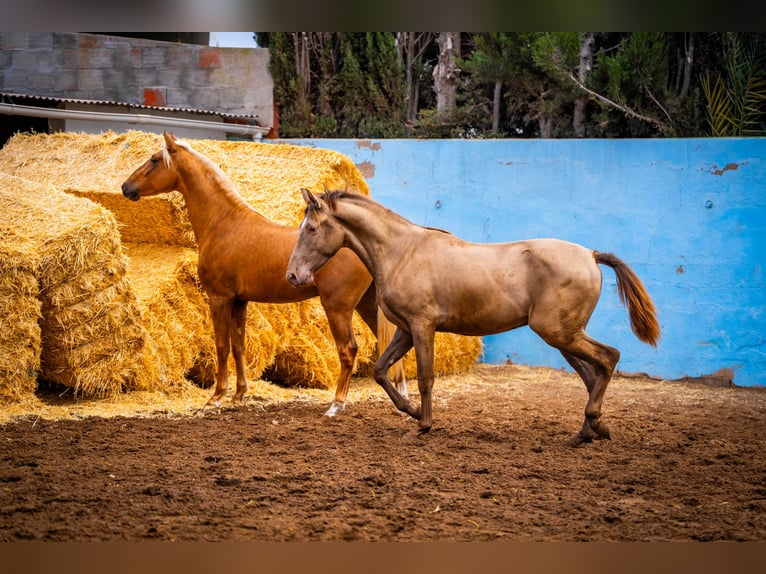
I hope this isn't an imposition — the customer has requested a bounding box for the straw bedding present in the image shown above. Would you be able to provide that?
[0,224,41,403]
[0,174,149,402]
[0,131,481,406]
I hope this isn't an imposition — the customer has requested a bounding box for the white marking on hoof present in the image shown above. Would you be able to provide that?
[324,401,346,417]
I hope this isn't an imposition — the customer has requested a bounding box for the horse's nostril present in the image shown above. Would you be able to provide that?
[122,183,140,201]
[286,272,297,285]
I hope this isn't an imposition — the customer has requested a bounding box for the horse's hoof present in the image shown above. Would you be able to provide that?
[324,401,346,417]
[204,400,221,409]
[564,434,591,448]
[417,423,432,435]
[592,421,612,440]
[401,428,425,443]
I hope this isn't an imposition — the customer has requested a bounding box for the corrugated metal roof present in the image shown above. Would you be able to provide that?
[0,91,262,124]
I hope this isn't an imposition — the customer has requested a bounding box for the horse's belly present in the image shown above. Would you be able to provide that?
[437,300,529,336]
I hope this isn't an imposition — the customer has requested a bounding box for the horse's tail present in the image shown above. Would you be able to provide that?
[377,307,406,384]
[595,252,660,347]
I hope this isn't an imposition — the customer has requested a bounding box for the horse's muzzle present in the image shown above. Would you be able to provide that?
[121,182,141,201]
[286,270,313,287]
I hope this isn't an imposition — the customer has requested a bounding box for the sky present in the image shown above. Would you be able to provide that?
[208,32,258,48]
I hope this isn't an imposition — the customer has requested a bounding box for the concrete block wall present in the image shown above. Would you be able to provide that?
[0,32,273,124]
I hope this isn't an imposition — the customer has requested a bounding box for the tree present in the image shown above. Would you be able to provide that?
[433,33,461,115]
[573,33,595,137]
[258,32,406,137]
[459,33,518,133]
[534,32,688,136]
[335,33,406,137]
[260,32,764,139]
[702,32,766,136]
[396,32,436,130]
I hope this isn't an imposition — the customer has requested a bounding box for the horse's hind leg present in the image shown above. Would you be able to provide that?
[356,285,408,399]
[230,300,248,404]
[558,336,620,447]
[410,326,437,434]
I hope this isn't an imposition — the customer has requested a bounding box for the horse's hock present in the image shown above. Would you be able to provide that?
[0,131,481,403]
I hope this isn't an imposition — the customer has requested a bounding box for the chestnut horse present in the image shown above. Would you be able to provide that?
[287,189,660,446]
[121,132,405,414]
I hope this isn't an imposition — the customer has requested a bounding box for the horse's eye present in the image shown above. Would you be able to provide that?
[150,156,159,165]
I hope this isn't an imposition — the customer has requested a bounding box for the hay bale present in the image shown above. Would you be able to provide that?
[122,243,210,390]
[355,332,483,381]
[0,174,150,397]
[123,242,282,390]
[0,130,371,245]
[0,230,41,404]
[263,299,378,389]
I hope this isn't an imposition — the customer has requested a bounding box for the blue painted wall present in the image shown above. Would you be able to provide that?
[276,139,766,387]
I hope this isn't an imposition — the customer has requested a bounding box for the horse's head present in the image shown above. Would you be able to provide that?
[121,131,183,201]
[286,188,346,287]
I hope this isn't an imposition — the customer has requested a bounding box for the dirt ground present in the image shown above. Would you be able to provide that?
[1,364,764,542]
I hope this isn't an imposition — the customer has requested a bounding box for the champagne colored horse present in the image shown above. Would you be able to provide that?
[121,132,405,414]
[287,189,660,446]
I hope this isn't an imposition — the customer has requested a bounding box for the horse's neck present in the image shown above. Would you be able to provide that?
[337,199,416,281]
[177,159,252,242]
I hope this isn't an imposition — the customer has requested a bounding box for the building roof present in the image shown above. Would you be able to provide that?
[0,91,263,125]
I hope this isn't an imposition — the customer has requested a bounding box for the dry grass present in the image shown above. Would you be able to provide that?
[0,229,41,403]
[3,358,741,427]
[0,366,491,425]
[0,174,149,400]
[0,130,373,245]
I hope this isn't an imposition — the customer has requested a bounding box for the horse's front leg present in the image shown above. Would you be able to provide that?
[230,300,248,405]
[373,328,419,419]
[205,297,234,407]
[322,305,358,417]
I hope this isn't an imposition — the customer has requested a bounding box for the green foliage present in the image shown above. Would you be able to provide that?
[265,32,406,138]
[702,33,766,136]
[264,32,765,138]
[459,33,518,82]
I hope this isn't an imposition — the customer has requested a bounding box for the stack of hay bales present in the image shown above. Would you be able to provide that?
[0,174,151,402]
[0,131,481,401]
[0,210,41,403]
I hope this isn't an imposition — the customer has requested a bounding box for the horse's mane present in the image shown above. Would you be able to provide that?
[319,190,367,210]
[166,139,252,210]
[317,190,454,236]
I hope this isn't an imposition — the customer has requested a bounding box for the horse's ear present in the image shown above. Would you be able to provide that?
[301,188,321,210]
[163,130,178,153]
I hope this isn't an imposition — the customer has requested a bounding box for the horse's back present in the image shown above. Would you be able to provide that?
[398,235,599,335]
